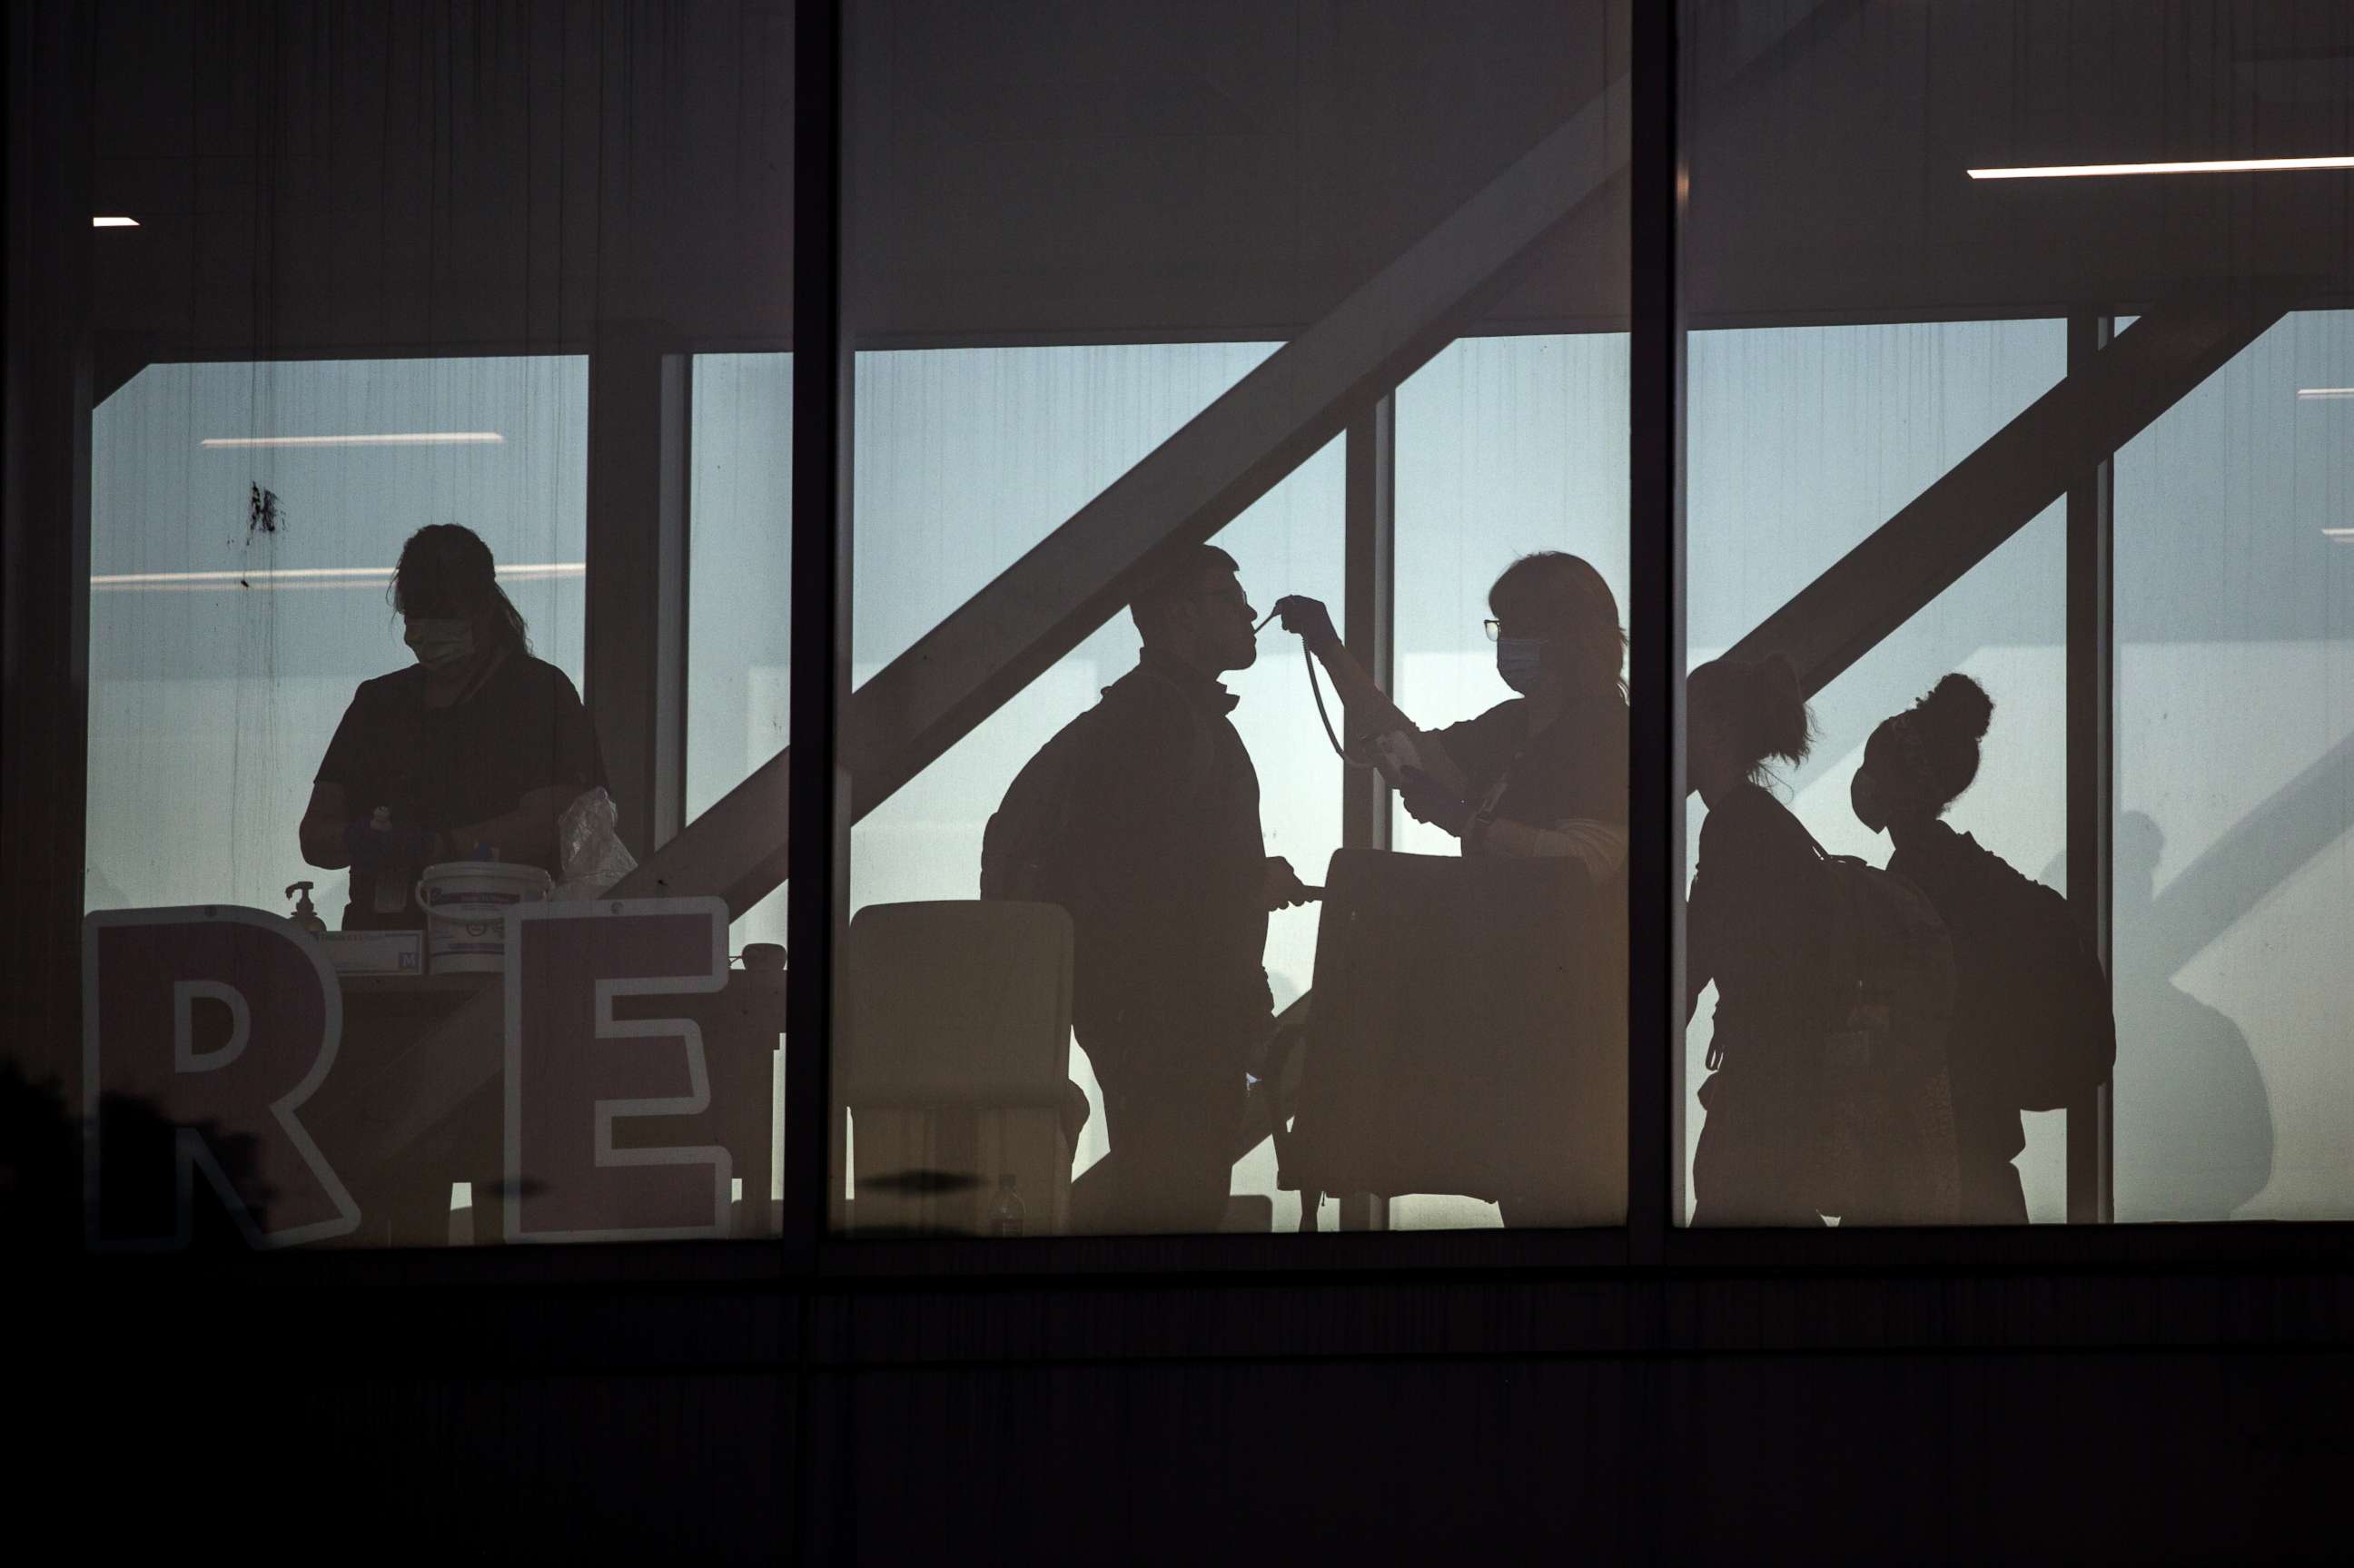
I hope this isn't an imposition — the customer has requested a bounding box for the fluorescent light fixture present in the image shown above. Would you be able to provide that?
[1968,154,2354,180]
[200,431,506,449]
[93,215,140,228]
[91,561,582,592]
[2324,528,2354,540]
[2298,388,2354,400]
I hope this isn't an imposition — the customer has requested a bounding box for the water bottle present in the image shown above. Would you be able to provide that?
[987,1173,1026,1238]
[368,806,407,914]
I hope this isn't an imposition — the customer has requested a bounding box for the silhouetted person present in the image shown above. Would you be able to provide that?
[0,1064,80,1251]
[1686,654,1835,1226]
[1275,552,1629,877]
[0,1061,272,1252]
[1850,674,2033,1223]
[1274,553,1628,1224]
[2108,812,2272,1220]
[299,525,607,930]
[998,545,1307,1233]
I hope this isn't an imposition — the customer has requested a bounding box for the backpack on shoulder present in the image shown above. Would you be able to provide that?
[1806,837,1963,1225]
[979,715,1101,903]
[1961,848,2117,1112]
[977,671,1221,905]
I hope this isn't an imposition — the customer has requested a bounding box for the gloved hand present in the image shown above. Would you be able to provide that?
[1273,595,1340,654]
[343,818,440,869]
[1398,767,1471,837]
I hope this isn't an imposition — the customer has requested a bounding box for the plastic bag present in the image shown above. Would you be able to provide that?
[553,786,638,900]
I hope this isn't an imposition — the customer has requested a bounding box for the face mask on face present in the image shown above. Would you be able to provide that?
[404,617,474,673]
[1851,768,1887,833]
[1496,636,1548,694]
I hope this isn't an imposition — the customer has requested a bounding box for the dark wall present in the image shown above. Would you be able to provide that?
[92,0,798,361]
[28,1262,2353,1562]
[89,0,2353,370]
[809,1344,2349,1562]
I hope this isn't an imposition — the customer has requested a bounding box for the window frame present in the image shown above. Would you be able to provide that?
[51,0,2354,1288]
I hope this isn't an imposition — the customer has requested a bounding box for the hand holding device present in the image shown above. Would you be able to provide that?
[1262,855,1316,910]
[1272,596,1340,654]
[1398,767,1472,837]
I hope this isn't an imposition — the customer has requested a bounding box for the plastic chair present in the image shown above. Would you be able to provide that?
[839,900,1080,1237]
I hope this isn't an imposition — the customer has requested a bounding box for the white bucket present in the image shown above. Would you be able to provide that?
[413,861,552,973]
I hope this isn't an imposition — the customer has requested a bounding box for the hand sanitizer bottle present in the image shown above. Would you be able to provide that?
[284,881,327,935]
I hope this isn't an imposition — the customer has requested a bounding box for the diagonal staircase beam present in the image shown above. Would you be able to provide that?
[1725,281,2312,698]
[633,99,1629,915]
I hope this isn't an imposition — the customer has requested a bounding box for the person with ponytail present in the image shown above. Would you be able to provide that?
[1684,653,1839,1225]
[1270,551,1629,882]
[1852,674,2045,1223]
[299,524,607,930]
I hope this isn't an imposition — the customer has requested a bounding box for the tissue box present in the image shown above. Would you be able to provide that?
[321,929,424,976]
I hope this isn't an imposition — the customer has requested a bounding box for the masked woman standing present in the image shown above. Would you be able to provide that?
[1274,550,1629,883]
[299,524,607,930]
[1272,552,1629,1226]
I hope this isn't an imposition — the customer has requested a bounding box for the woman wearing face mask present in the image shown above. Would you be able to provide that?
[1275,551,1629,882]
[1850,673,2030,1223]
[299,524,607,930]
[1684,653,1836,1226]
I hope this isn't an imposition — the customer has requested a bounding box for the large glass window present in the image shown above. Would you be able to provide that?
[1676,0,2350,1230]
[1680,321,2069,1225]
[62,0,2350,1267]
[88,357,589,920]
[1386,330,1631,1229]
[844,344,1341,1232]
[2114,309,2354,1221]
[829,0,1632,1238]
[687,351,796,957]
[61,0,806,1256]
[686,350,797,1225]
[84,356,677,1249]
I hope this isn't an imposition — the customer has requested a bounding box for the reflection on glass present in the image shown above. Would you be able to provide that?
[687,352,796,956]
[84,356,784,1249]
[1682,323,2070,1226]
[834,344,1348,1235]
[1284,553,1629,1229]
[827,0,1633,1239]
[826,333,1647,1237]
[2116,310,2352,1221]
[88,358,589,919]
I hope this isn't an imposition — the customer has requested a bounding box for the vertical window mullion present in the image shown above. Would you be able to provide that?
[1628,0,1686,1257]
[2065,311,2116,1226]
[786,0,849,1273]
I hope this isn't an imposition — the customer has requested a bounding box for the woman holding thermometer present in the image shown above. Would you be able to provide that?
[1272,550,1628,883]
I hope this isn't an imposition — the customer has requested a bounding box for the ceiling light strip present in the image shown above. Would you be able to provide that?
[199,432,507,449]
[92,562,583,589]
[1968,155,2354,180]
